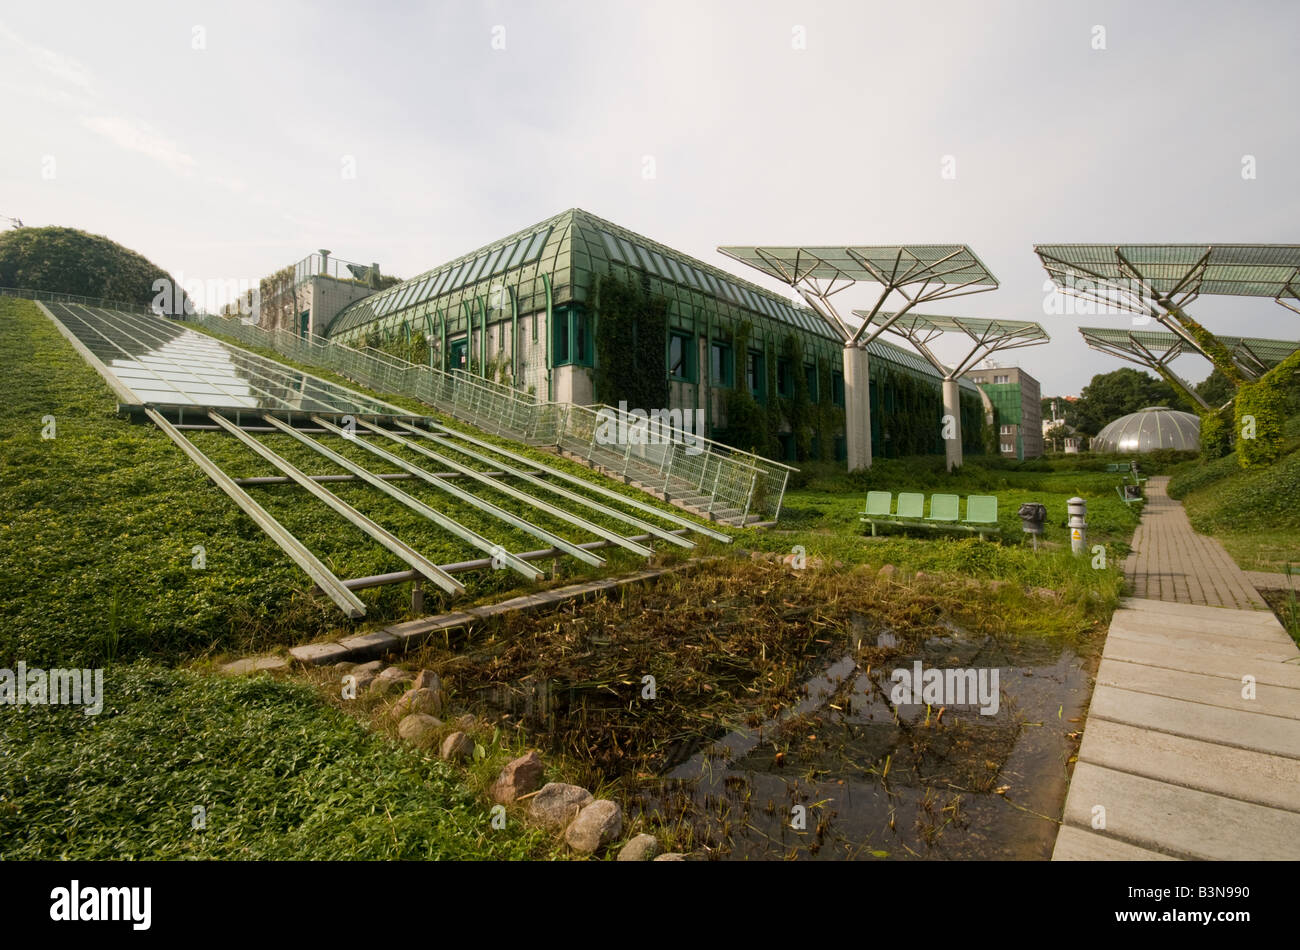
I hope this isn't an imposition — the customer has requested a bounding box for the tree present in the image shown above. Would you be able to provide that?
[1071,368,1191,435]
[1040,395,1077,428]
[0,226,189,310]
[1043,422,1071,453]
[1195,368,1234,409]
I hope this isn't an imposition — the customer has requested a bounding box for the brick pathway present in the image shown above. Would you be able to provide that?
[1055,479,1300,860]
[1122,476,1267,610]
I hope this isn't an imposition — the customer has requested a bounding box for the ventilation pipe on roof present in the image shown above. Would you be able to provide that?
[369,262,381,289]
[318,250,331,276]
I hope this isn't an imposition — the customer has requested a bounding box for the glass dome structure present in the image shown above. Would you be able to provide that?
[1091,406,1200,453]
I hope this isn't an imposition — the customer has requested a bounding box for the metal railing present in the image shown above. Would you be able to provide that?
[2,287,792,521]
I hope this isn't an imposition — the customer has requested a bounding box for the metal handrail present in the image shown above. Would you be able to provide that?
[2,287,791,520]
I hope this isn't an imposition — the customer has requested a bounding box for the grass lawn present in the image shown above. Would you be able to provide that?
[1169,415,1300,573]
[0,662,560,859]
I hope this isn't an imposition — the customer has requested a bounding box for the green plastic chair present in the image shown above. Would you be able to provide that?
[863,491,893,517]
[895,492,925,519]
[1106,463,1121,473]
[927,493,959,522]
[965,495,998,524]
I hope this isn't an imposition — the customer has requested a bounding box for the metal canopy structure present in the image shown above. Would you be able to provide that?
[42,301,729,618]
[717,244,998,344]
[863,313,1049,379]
[1035,244,1300,383]
[1076,326,1300,411]
[717,244,999,470]
[854,312,1048,470]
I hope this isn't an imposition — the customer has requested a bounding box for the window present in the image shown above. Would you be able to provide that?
[747,349,765,401]
[710,341,733,386]
[994,374,1009,384]
[523,229,550,262]
[832,371,845,407]
[776,357,793,397]
[805,364,818,401]
[481,246,504,278]
[463,254,488,286]
[552,305,592,367]
[429,269,451,297]
[668,331,695,381]
[600,231,624,263]
[1001,442,1015,454]
[1000,424,1014,435]
[506,237,530,270]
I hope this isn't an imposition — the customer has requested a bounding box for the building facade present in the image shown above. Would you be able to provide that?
[313,208,986,465]
[965,366,1043,459]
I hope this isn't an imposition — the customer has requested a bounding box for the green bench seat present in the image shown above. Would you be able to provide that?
[861,492,999,538]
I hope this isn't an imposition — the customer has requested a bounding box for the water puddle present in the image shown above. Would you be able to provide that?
[631,615,1091,859]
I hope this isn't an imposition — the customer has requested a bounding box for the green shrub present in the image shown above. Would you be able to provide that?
[1199,405,1233,461]
[0,226,188,310]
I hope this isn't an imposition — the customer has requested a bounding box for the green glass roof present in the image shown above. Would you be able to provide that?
[1036,244,1300,300]
[327,220,557,336]
[326,208,847,343]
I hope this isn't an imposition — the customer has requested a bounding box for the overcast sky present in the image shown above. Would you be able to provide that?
[3,0,1297,395]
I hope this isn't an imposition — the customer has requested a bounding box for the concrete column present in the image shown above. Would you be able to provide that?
[843,344,872,471]
[942,377,963,471]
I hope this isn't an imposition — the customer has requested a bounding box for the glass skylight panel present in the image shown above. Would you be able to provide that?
[665,257,687,284]
[482,246,504,277]
[523,228,550,262]
[650,250,671,277]
[633,244,655,273]
[464,254,488,285]
[616,237,639,267]
[49,304,404,415]
[429,268,451,297]
[600,231,624,263]
[506,237,530,269]
[393,283,417,311]
[448,261,470,290]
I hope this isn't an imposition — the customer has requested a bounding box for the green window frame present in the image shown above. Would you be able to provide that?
[710,341,733,386]
[552,304,593,368]
[832,370,845,407]
[776,357,793,398]
[747,349,765,402]
[668,331,695,382]
[805,363,818,401]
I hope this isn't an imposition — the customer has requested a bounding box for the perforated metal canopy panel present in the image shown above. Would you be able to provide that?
[717,245,998,291]
[47,302,408,415]
[867,312,1049,345]
[1036,244,1300,300]
[1078,326,1300,368]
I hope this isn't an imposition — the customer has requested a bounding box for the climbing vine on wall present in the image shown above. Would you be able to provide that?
[592,272,667,410]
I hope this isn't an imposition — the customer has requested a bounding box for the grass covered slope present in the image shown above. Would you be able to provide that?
[0,299,693,667]
[0,297,358,666]
[0,662,555,859]
[1168,413,1300,572]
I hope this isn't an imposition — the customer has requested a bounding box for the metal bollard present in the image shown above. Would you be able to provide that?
[1068,496,1087,556]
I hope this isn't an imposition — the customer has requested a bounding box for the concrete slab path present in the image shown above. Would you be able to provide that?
[1054,478,1300,860]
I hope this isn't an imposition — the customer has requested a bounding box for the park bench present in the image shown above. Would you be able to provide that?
[1110,460,1146,504]
[861,491,1000,539]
